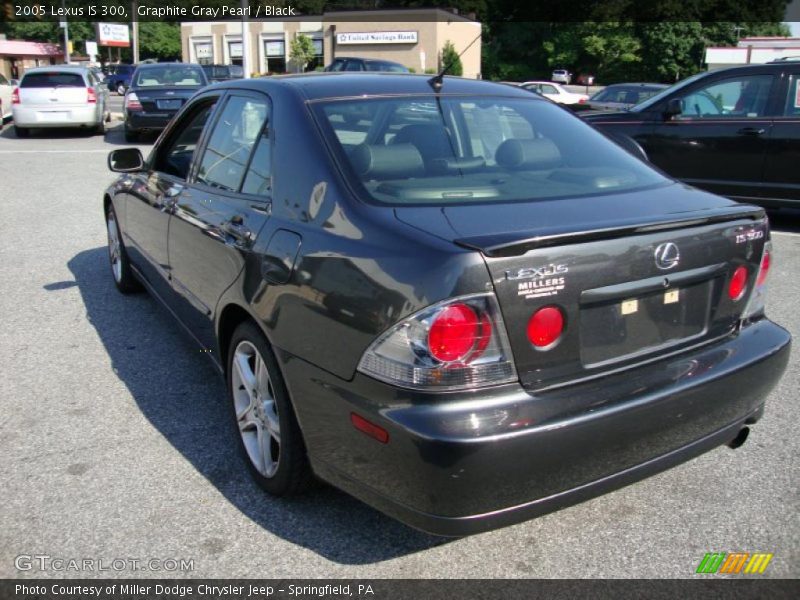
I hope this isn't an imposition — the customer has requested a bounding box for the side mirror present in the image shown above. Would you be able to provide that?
[664,97,683,119]
[108,148,144,173]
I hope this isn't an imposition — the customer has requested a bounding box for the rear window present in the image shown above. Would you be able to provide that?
[365,62,408,73]
[21,72,85,88]
[313,95,668,206]
[134,66,205,87]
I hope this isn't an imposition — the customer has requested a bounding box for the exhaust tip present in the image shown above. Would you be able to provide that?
[728,426,750,450]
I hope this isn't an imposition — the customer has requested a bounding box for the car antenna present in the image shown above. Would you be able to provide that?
[428,31,483,93]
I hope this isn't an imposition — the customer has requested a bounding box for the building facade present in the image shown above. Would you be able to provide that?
[0,37,63,80]
[180,9,481,78]
[705,37,800,70]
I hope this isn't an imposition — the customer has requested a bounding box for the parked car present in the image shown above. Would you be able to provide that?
[104,73,789,536]
[587,83,669,111]
[11,66,110,137]
[519,81,588,105]
[202,64,245,83]
[324,57,409,73]
[551,69,572,84]
[0,72,14,122]
[106,64,136,95]
[582,62,800,209]
[123,62,208,142]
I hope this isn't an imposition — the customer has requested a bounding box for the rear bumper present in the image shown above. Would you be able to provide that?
[12,105,99,127]
[125,111,177,132]
[280,318,790,536]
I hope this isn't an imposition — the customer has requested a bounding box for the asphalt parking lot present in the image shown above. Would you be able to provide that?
[0,124,797,579]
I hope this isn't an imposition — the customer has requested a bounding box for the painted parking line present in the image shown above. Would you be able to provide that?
[771,230,800,237]
[0,149,125,154]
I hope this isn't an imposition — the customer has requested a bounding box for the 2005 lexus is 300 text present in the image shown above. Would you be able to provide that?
[103,74,790,536]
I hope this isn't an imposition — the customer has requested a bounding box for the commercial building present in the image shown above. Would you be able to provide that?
[0,36,63,80]
[705,37,800,70]
[180,8,481,78]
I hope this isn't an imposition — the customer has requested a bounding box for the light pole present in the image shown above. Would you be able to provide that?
[241,0,251,78]
[132,1,139,63]
[61,0,70,64]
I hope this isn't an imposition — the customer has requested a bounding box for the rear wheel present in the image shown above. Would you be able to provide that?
[106,204,141,294]
[116,83,126,95]
[227,321,314,496]
[94,118,105,136]
[124,126,138,143]
[14,126,29,138]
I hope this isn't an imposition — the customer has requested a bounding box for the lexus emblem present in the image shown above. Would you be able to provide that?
[654,242,680,270]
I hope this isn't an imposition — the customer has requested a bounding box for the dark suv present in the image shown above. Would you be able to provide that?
[105,64,136,95]
[582,61,800,209]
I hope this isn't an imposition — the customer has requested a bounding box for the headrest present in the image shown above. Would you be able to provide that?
[350,143,425,180]
[495,138,561,170]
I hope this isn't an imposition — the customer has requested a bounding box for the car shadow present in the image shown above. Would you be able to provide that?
[767,208,800,234]
[103,123,159,147]
[61,247,447,564]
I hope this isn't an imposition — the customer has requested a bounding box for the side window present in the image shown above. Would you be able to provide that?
[541,85,558,94]
[784,75,800,117]
[679,75,773,118]
[241,129,272,197]
[152,101,217,179]
[344,60,362,72]
[196,96,268,192]
[0,73,9,85]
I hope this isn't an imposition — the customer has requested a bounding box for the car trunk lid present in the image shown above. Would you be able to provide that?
[395,184,768,390]
[133,87,199,113]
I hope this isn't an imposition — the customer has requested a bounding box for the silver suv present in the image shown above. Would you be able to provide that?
[11,66,110,137]
[551,69,572,84]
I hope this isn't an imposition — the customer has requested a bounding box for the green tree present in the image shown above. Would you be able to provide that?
[138,23,181,62]
[441,40,463,76]
[290,33,316,73]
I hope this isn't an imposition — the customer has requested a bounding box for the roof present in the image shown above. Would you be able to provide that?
[217,72,538,101]
[0,40,62,57]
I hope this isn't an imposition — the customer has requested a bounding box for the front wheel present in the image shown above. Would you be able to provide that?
[106,204,141,294]
[228,322,314,496]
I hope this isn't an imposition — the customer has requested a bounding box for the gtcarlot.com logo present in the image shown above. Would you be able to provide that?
[696,552,773,575]
[15,554,194,572]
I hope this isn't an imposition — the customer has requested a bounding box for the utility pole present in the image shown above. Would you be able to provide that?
[132,1,139,63]
[732,25,746,40]
[61,0,70,64]
[241,0,250,78]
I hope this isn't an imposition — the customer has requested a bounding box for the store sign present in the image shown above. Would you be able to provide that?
[336,31,418,45]
[96,23,130,48]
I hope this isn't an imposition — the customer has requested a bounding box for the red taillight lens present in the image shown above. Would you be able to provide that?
[578,97,586,104]
[527,306,565,348]
[728,266,748,301]
[428,303,479,362]
[125,92,142,111]
[756,248,771,286]
[11,87,20,104]
[87,87,97,103]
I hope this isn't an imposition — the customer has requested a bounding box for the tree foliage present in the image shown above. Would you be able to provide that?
[441,40,464,76]
[290,34,316,72]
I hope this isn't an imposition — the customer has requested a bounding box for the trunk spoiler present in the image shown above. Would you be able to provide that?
[455,205,766,257]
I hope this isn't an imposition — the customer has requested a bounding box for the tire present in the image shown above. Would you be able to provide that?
[14,126,29,138]
[94,118,106,136]
[227,321,314,496]
[105,204,141,294]
[116,83,126,95]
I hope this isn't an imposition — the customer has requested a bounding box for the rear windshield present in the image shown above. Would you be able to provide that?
[134,66,205,87]
[365,62,408,73]
[21,72,85,88]
[313,95,668,206]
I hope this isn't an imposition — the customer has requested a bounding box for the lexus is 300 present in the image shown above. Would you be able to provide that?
[103,74,790,535]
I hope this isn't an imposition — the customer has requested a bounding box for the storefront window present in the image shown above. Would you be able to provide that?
[308,36,324,71]
[263,38,286,74]
[228,41,243,67]
[193,41,213,66]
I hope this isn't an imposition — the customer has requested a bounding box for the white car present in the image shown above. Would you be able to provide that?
[0,72,14,121]
[520,81,588,105]
[551,69,572,84]
[11,66,110,137]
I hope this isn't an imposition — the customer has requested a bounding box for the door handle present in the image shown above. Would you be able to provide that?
[737,127,766,136]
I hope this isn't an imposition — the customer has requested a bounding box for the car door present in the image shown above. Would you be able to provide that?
[167,91,273,351]
[123,94,222,302]
[761,66,800,207]
[644,72,777,200]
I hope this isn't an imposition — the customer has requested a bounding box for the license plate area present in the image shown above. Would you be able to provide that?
[156,99,181,110]
[580,280,713,368]
[39,111,69,121]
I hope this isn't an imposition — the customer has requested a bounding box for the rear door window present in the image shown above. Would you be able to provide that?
[196,95,269,192]
[21,72,85,88]
[152,100,218,180]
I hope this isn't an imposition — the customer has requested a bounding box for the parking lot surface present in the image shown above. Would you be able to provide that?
[0,125,797,578]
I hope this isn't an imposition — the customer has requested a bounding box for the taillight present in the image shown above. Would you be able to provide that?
[125,92,142,111]
[11,87,20,104]
[728,266,748,301]
[527,306,565,348]
[357,293,517,391]
[87,87,97,103]
[742,241,772,320]
[578,97,586,104]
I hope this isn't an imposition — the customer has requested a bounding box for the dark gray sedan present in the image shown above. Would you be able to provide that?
[104,73,790,536]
